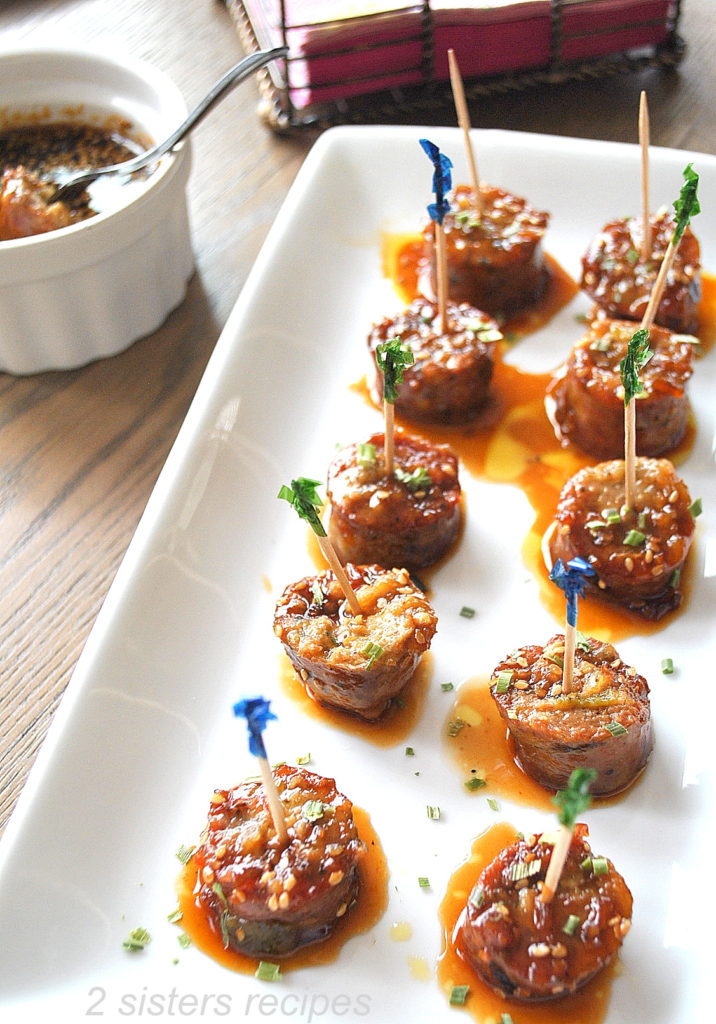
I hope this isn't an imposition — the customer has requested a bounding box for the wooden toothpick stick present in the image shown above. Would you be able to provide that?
[448,48,482,216]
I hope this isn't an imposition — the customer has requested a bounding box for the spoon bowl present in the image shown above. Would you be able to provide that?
[50,47,287,204]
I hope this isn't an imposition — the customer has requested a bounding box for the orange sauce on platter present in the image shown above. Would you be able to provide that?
[176,806,388,975]
[437,822,619,1024]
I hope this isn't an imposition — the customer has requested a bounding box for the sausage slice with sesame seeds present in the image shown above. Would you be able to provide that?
[420,183,550,319]
[274,563,437,720]
[548,457,696,619]
[547,318,694,459]
[490,634,653,795]
[460,824,633,1002]
[367,298,501,424]
[192,765,365,958]
[326,430,461,570]
[580,212,701,333]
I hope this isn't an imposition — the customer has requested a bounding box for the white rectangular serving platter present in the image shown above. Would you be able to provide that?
[0,126,714,1022]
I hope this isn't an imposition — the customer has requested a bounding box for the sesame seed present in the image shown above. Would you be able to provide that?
[529,942,551,958]
[329,870,344,887]
[624,557,634,572]
[336,903,348,918]
[202,866,215,884]
[278,892,290,910]
[267,894,279,912]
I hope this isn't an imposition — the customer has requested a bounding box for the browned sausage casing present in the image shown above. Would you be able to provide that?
[460,824,633,1002]
[420,183,550,318]
[327,430,461,569]
[192,765,365,958]
[491,634,653,795]
[548,318,694,459]
[367,298,501,424]
[274,563,437,720]
[580,212,701,333]
[549,457,695,619]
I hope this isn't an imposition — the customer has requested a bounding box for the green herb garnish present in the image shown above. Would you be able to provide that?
[122,927,151,952]
[302,800,325,822]
[449,984,470,1006]
[278,477,326,536]
[604,507,622,524]
[357,441,377,467]
[440,681,454,692]
[487,797,499,812]
[296,752,312,765]
[177,932,192,949]
[175,844,195,864]
[605,721,628,737]
[465,777,487,791]
[494,670,513,693]
[426,805,441,820]
[672,163,700,244]
[552,768,596,829]
[460,606,476,619]
[167,909,183,924]
[619,328,652,407]
[418,877,431,888]
[689,497,703,518]
[375,336,414,403]
[405,746,415,756]
[448,719,466,737]
[310,579,325,606]
[255,961,282,982]
[661,657,675,675]
[623,529,646,546]
[362,641,384,669]
[563,914,581,936]
[394,465,431,491]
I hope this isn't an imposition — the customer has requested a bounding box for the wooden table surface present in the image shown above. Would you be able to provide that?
[1,0,714,839]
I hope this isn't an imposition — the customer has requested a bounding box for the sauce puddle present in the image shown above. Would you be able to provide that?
[438,822,619,1024]
[176,806,388,974]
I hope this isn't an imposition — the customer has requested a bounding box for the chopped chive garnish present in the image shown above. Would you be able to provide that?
[580,856,593,873]
[449,985,470,1006]
[487,797,499,812]
[465,777,487,791]
[626,248,639,265]
[448,719,466,737]
[604,508,622,524]
[623,529,646,546]
[689,497,703,518]
[405,746,415,756]
[310,579,325,606]
[255,961,282,982]
[177,932,192,949]
[167,909,183,924]
[563,914,581,936]
[669,568,681,588]
[575,631,591,651]
[362,641,384,669]
[586,519,609,531]
[427,805,441,820]
[122,927,151,952]
[469,888,485,909]
[418,877,431,889]
[592,857,609,876]
[661,658,675,675]
[605,721,628,737]
[302,800,325,822]
[590,335,611,351]
[500,1014,515,1024]
[546,653,564,669]
[494,670,513,693]
[510,857,542,881]
[440,681,455,692]
[175,844,195,864]
[394,465,431,491]
[296,752,312,765]
[357,441,377,467]
[460,606,476,619]
[637,511,647,529]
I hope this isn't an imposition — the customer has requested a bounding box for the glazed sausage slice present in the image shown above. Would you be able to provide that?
[460,824,632,1002]
[548,318,695,459]
[192,764,365,958]
[548,457,695,619]
[580,212,701,333]
[490,633,653,795]
[327,430,461,570]
[367,298,501,424]
[274,563,437,720]
[420,183,550,318]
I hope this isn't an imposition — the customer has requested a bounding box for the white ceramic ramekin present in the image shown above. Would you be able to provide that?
[0,46,194,374]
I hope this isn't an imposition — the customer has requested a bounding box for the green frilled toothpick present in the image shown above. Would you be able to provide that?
[374,336,414,475]
[278,477,363,616]
[623,163,700,507]
[540,768,596,904]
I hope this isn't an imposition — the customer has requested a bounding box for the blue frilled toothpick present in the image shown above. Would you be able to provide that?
[420,138,453,330]
[233,696,288,844]
[549,557,595,693]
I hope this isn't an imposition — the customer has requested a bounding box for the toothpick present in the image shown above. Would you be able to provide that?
[548,558,594,695]
[540,768,596,904]
[233,697,289,846]
[639,91,652,260]
[448,48,482,215]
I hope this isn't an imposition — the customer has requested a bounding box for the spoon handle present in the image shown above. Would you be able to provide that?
[51,46,288,201]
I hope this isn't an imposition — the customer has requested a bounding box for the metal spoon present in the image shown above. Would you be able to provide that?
[50,46,288,204]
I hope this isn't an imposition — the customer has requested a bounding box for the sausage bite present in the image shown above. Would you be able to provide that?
[548,457,696,619]
[420,183,550,319]
[460,824,633,1002]
[274,563,437,720]
[327,430,461,570]
[580,212,701,333]
[192,765,365,958]
[367,298,501,424]
[490,633,653,795]
[548,318,694,459]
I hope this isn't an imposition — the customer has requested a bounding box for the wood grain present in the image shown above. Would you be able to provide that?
[0,0,713,837]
